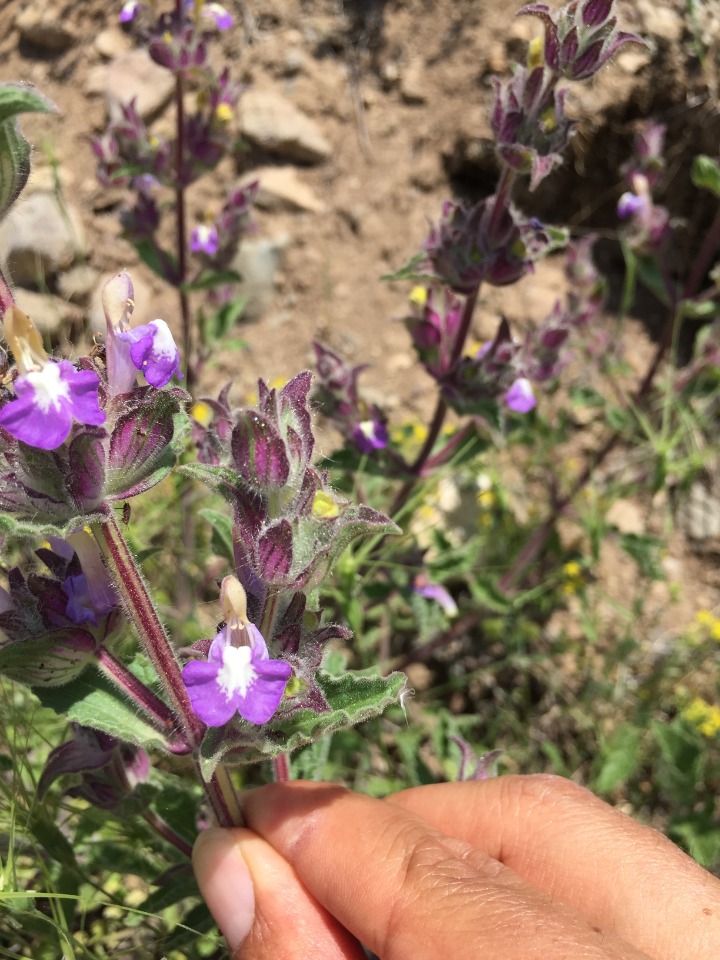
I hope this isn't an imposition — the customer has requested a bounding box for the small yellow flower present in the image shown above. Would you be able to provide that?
[477,489,496,509]
[215,103,233,123]
[561,561,584,597]
[682,697,720,737]
[191,401,213,426]
[695,609,714,627]
[711,621,720,642]
[528,35,544,70]
[312,491,340,519]
[409,286,428,307]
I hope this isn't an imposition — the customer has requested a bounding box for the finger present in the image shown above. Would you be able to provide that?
[243,781,651,960]
[389,775,720,960]
[193,826,365,960]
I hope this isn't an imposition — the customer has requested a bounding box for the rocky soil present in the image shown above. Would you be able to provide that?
[1,0,719,629]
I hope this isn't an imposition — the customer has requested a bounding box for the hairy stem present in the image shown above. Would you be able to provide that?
[143,809,194,858]
[273,753,291,782]
[202,763,244,827]
[390,286,481,517]
[499,298,680,592]
[92,511,204,745]
[684,204,720,300]
[97,647,190,754]
[174,0,193,390]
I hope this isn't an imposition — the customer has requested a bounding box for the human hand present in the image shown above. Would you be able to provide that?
[193,774,720,959]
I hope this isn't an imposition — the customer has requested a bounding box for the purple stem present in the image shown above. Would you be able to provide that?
[143,809,194,858]
[273,753,291,782]
[174,0,193,391]
[390,286,481,517]
[498,299,680,593]
[97,647,190,753]
[92,511,205,746]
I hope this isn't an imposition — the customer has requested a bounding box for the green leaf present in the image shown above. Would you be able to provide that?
[619,533,664,580]
[0,82,55,220]
[28,811,77,869]
[178,461,244,500]
[691,154,720,198]
[33,669,171,751]
[381,252,435,283]
[594,724,642,794]
[0,630,96,687]
[468,577,511,614]
[198,507,234,562]
[199,669,407,779]
[181,269,242,292]
[671,811,720,868]
[133,238,178,283]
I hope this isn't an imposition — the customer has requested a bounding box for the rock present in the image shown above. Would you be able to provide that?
[95,28,131,60]
[635,0,684,42]
[0,192,86,286]
[14,288,82,338]
[241,166,325,214]
[606,499,645,535]
[400,61,428,105]
[240,90,332,164]
[232,233,290,319]
[105,49,175,122]
[16,2,76,51]
[57,264,99,304]
[681,481,720,543]
[404,663,433,693]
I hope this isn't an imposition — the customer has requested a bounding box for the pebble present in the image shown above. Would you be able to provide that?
[240,90,332,164]
[14,287,82,338]
[241,166,325,214]
[0,192,86,286]
[232,233,290,319]
[400,61,428,105]
[105,49,175,122]
[15,2,76,52]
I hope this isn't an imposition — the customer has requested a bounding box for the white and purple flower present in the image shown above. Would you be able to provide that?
[116,319,183,389]
[182,576,291,726]
[352,418,389,453]
[118,0,140,23]
[504,377,536,414]
[190,223,220,256]
[413,575,458,618]
[0,306,105,450]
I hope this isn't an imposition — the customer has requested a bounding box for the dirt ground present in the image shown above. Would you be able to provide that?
[1,0,719,630]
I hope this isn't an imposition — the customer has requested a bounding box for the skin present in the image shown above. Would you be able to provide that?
[192,774,720,960]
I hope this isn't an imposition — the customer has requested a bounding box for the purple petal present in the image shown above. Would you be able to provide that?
[204,3,234,29]
[236,660,292,724]
[119,0,139,23]
[119,320,182,388]
[0,377,73,450]
[414,579,459,617]
[505,377,536,413]
[61,362,105,426]
[617,191,645,219]
[182,659,237,726]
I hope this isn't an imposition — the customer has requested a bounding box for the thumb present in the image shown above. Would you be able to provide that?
[192,827,364,960]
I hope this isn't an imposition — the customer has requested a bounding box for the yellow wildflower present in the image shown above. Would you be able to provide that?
[409,286,428,307]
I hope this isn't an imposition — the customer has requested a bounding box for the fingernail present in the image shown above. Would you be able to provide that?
[193,827,255,951]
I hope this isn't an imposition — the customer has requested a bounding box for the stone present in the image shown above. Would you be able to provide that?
[635,0,684,42]
[14,288,82,338]
[16,2,76,51]
[400,61,428,105]
[0,191,86,286]
[231,233,290,319]
[606,499,645,535]
[95,28,131,61]
[57,264,99,304]
[241,166,325,214]
[105,49,175,123]
[240,90,332,164]
[681,482,720,542]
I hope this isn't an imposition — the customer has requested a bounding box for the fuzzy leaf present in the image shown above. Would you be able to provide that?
[198,669,407,779]
[232,411,290,490]
[692,155,720,199]
[179,461,244,499]
[106,391,189,499]
[0,629,96,687]
[67,428,106,509]
[256,519,294,581]
[33,670,171,750]
[0,83,55,221]
[198,507,234,562]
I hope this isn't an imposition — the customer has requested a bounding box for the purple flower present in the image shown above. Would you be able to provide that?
[182,576,291,726]
[190,223,220,255]
[413,575,458,617]
[504,377,536,413]
[0,360,105,451]
[116,319,183,388]
[202,2,233,29]
[617,190,645,219]
[352,418,389,453]
[61,531,117,626]
[118,1,140,23]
